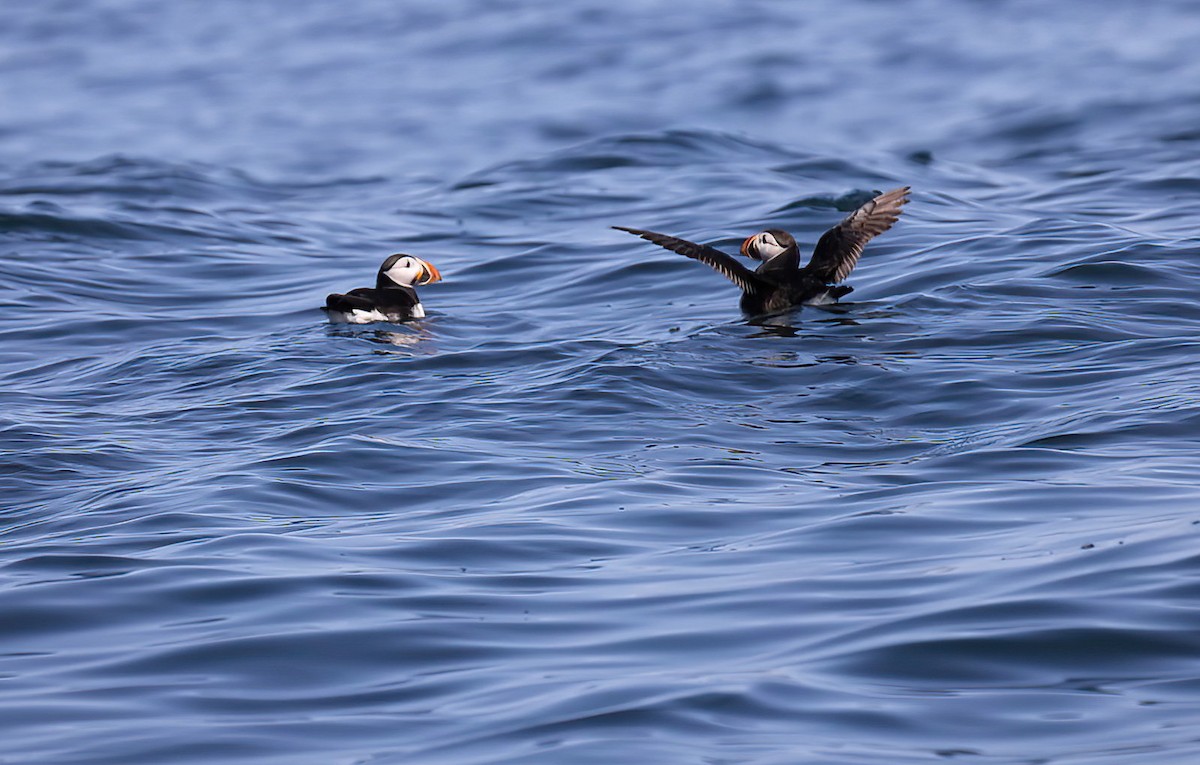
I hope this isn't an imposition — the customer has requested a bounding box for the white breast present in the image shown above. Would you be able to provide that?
[325,308,388,324]
[325,304,424,324]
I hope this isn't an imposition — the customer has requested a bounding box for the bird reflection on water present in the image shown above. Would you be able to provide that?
[326,324,437,353]
[745,304,859,339]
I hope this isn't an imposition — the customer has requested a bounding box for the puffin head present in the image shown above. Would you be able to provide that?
[377,254,443,288]
[740,229,796,261]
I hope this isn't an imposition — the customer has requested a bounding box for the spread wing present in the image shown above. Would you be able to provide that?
[804,186,910,283]
[613,226,768,295]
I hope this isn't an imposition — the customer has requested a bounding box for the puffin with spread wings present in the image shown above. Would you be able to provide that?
[614,186,910,317]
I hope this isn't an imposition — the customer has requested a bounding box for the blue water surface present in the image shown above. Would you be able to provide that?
[4,2,1200,764]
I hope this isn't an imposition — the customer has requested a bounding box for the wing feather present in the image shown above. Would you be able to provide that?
[324,292,376,313]
[613,226,767,295]
[804,186,910,283]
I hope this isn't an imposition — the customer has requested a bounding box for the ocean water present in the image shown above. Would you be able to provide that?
[4,2,1200,764]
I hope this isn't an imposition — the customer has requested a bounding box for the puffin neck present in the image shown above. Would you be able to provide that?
[756,244,801,275]
[376,273,408,289]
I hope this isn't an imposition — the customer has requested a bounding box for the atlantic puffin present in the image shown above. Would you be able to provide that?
[322,254,443,324]
[614,186,910,316]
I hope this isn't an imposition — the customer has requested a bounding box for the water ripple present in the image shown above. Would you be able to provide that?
[6,2,1200,764]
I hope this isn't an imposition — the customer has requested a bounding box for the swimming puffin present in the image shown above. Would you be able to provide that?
[322,254,443,324]
[614,186,910,316]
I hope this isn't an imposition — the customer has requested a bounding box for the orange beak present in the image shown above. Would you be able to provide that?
[740,234,757,259]
[415,258,442,285]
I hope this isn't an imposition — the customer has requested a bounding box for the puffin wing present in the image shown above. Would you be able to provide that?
[324,290,378,313]
[613,226,768,295]
[804,186,910,283]
[323,287,417,314]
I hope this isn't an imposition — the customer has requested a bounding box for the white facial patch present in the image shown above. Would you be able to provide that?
[383,258,421,287]
[756,233,787,260]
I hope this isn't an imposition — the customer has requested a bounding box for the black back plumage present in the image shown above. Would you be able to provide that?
[323,285,420,317]
[614,186,910,316]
